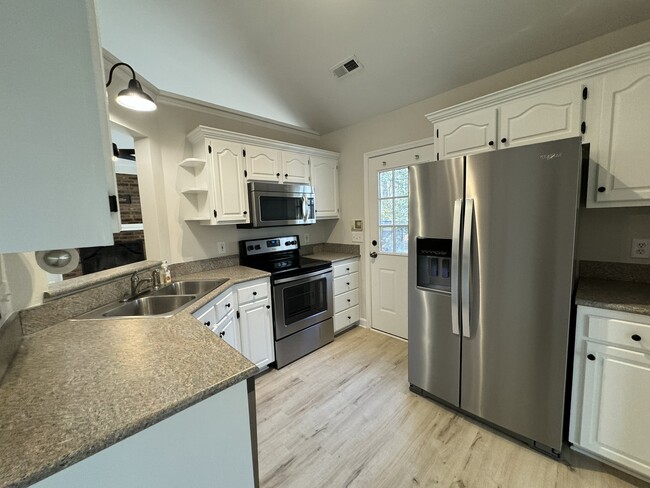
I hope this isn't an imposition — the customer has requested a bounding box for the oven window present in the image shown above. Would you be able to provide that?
[282,277,328,325]
[260,196,303,222]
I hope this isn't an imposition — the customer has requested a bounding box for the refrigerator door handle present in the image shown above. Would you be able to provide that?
[461,198,474,338]
[451,198,463,336]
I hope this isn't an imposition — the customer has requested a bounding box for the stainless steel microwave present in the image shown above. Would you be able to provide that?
[238,182,316,228]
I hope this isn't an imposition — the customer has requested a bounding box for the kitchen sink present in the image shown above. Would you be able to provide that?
[74,278,226,320]
[101,295,197,318]
[150,279,226,296]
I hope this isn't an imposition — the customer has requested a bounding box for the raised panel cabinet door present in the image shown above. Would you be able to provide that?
[499,84,583,149]
[594,59,650,205]
[579,341,650,479]
[217,312,240,351]
[434,108,497,159]
[311,156,339,219]
[238,300,275,369]
[281,151,311,184]
[245,144,281,182]
[208,139,250,224]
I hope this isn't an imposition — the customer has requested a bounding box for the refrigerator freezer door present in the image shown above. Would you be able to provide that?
[408,158,464,407]
[461,138,582,452]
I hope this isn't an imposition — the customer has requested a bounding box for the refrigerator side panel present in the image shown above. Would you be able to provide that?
[461,138,581,452]
[408,159,464,407]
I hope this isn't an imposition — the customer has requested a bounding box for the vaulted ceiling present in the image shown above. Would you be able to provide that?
[96,0,650,135]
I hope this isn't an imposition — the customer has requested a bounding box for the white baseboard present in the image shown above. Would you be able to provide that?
[359,317,368,328]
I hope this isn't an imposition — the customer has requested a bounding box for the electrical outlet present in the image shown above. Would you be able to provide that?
[631,238,650,259]
[217,241,226,255]
[303,233,310,243]
[351,231,363,243]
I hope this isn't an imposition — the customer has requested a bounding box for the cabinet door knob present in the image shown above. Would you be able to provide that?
[219,331,225,338]
[225,303,230,308]
[488,141,494,146]
[501,138,507,144]
[266,305,271,309]
[243,210,247,215]
[204,321,210,327]
[285,173,289,178]
[631,334,642,341]
[347,299,351,302]
[346,268,350,271]
[276,173,280,177]
[597,186,606,193]
[587,354,595,361]
[347,316,351,320]
[253,291,257,296]
[346,282,350,286]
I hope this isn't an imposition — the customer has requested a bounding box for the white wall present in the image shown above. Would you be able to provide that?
[319,20,650,322]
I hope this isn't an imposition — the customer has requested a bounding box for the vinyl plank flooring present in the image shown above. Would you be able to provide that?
[256,327,647,488]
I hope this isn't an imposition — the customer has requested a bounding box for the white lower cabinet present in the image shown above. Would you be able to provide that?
[570,306,650,481]
[332,258,360,334]
[193,278,274,369]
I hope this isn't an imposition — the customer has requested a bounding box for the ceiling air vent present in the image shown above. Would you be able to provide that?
[331,56,363,79]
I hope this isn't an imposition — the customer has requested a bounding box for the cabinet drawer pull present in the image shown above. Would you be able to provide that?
[587,354,595,361]
[346,282,350,286]
[253,291,257,296]
[631,334,642,341]
[204,321,210,327]
[346,267,350,271]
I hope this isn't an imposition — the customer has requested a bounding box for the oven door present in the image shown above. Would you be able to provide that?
[273,269,333,339]
[250,190,316,227]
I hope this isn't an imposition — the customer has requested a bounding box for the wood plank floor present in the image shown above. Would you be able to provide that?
[256,327,648,488]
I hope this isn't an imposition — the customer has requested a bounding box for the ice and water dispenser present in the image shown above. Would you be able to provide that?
[416,238,452,292]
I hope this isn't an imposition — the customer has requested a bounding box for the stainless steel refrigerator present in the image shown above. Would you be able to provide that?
[408,137,582,456]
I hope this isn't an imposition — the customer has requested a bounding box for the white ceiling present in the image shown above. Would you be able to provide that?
[96,0,650,135]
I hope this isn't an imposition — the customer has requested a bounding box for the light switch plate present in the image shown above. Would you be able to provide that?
[303,233,310,243]
[351,231,363,243]
[217,242,226,255]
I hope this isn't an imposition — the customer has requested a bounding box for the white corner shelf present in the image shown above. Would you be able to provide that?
[181,187,209,195]
[179,158,207,169]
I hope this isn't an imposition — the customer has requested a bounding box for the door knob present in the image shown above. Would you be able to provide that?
[370,252,378,258]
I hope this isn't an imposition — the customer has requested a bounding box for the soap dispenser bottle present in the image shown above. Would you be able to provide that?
[161,260,172,284]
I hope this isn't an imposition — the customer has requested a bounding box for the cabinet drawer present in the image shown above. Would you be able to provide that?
[237,280,269,305]
[585,312,650,353]
[334,288,359,312]
[214,290,235,323]
[333,272,359,295]
[334,305,360,332]
[333,259,359,278]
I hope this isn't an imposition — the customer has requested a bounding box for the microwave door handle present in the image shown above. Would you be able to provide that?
[302,195,308,221]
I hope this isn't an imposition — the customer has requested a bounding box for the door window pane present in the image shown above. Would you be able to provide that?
[377,166,409,255]
[380,227,394,253]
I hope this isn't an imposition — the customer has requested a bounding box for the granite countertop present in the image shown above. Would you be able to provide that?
[0,265,269,488]
[576,278,650,316]
[307,251,360,263]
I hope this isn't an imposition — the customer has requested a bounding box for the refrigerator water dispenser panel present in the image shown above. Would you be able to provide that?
[416,238,452,292]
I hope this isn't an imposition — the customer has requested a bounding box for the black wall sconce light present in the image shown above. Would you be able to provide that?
[105,62,157,112]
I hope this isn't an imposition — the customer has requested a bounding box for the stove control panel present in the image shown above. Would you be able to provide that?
[241,235,300,256]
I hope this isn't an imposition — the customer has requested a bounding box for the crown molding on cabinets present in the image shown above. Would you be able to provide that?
[187,125,339,159]
[426,41,650,123]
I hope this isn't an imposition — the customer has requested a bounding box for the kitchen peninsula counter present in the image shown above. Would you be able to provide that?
[0,265,269,488]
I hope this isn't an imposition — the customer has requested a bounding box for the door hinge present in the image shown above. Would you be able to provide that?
[243,149,246,157]
[581,121,586,134]
[582,87,588,100]
[213,209,217,218]
[436,152,440,160]
[208,145,212,154]
[108,195,118,212]
[236,310,240,319]
[436,129,439,138]
[244,169,248,178]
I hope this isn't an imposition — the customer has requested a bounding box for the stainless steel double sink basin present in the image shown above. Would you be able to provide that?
[76,279,227,320]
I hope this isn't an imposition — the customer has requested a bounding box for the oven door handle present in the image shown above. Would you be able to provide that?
[274,268,332,285]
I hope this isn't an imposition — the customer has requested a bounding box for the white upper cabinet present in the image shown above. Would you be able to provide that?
[432,85,583,160]
[183,126,339,223]
[498,84,583,149]
[208,139,250,224]
[588,59,650,207]
[0,0,115,253]
[244,144,281,183]
[310,156,339,219]
[434,108,497,159]
[281,151,311,184]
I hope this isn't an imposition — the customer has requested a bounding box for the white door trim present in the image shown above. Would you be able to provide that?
[362,137,435,330]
